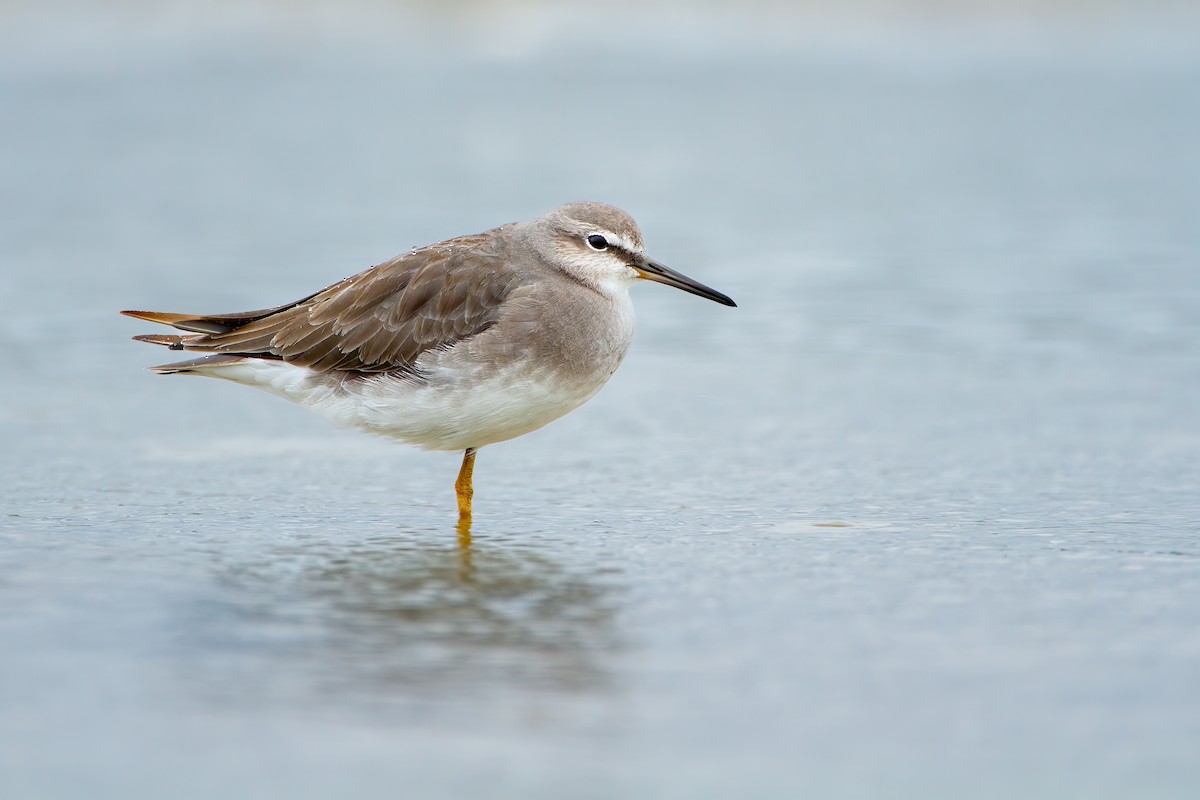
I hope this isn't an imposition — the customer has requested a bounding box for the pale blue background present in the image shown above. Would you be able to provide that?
[2,2,1198,797]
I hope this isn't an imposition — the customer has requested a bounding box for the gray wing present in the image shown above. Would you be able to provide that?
[125,232,524,374]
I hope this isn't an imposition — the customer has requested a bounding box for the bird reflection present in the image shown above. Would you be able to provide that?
[205,526,620,706]
[457,515,473,559]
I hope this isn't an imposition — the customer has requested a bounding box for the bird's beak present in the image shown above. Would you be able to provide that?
[632,256,737,307]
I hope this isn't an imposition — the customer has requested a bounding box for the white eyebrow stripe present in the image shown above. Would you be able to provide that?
[605,232,640,254]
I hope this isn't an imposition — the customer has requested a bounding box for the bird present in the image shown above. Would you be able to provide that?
[122,202,736,528]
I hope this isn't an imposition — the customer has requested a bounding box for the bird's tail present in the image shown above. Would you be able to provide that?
[121,309,275,374]
[144,353,249,374]
[121,306,295,334]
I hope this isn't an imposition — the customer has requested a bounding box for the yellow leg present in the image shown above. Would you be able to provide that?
[455,447,477,526]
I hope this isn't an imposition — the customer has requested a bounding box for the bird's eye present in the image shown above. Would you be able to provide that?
[586,234,609,251]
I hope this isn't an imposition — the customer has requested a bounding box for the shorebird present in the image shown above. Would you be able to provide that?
[123,202,735,527]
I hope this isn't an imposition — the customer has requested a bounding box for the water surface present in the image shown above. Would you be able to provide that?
[2,3,1199,798]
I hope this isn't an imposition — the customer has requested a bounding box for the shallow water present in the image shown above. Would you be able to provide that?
[2,3,1199,798]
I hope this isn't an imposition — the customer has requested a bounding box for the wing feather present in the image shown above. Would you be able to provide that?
[127,231,524,375]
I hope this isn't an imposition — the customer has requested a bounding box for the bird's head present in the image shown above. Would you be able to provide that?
[529,202,736,307]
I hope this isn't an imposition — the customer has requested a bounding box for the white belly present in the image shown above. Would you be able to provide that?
[201,293,635,451]
[317,358,619,451]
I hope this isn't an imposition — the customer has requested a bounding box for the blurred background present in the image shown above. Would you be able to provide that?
[2,1,1198,798]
